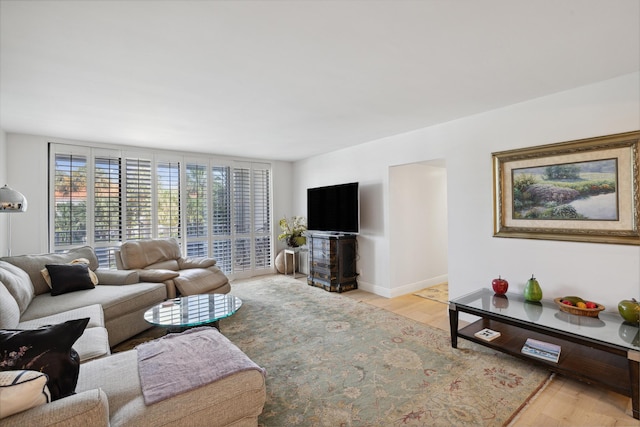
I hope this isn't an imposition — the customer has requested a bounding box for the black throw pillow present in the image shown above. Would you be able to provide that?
[0,318,89,400]
[45,264,95,296]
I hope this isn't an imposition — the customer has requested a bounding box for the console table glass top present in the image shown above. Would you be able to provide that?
[144,294,242,329]
[450,288,639,351]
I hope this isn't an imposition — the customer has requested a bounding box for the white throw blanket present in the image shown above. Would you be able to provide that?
[136,327,265,405]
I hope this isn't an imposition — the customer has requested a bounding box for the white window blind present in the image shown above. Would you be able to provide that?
[253,166,271,269]
[233,166,251,272]
[94,156,122,267]
[156,161,181,239]
[94,156,121,244]
[53,154,87,247]
[125,158,153,240]
[210,165,232,273]
[186,163,208,238]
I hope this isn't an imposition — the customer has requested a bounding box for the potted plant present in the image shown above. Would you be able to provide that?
[278,216,307,248]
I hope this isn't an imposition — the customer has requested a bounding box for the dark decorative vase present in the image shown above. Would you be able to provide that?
[287,236,299,248]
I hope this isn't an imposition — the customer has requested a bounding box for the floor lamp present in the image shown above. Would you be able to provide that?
[0,184,28,256]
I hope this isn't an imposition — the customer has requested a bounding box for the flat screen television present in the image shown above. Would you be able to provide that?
[307,182,359,234]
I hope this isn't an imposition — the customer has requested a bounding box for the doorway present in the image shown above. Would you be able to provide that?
[389,159,448,295]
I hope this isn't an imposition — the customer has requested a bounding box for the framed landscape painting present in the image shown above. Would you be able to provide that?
[492,131,640,245]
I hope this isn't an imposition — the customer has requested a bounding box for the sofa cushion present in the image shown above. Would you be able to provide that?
[2,247,99,296]
[119,238,181,270]
[20,283,167,325]
[173,267,229,296]
[138,269,180,282]
[145,259,180,271]
[179,257,216,269]
[77,349,266,427]
[45,264,96,296]
[0,370,51,419]
[0,261,34,315]
[71,327,110,363]
[17,305,109,363]
[0,281,20,329]
[94,268,139,285]
[17,304,105,331]
[0,318,89,401]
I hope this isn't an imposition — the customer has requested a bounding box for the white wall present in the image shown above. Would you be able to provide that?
[389,161,448,294]
[4,133,294,258]
[294,72,640,308]
[0,129,7,256]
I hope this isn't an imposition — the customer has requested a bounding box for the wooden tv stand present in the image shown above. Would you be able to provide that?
[449,289,639,419]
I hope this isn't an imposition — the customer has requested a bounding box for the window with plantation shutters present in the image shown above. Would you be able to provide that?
[233,166,251,272]
[125,158,153,240]
[186,163,207,238]
[94,157,121,243]
[53,153,88,247]
[156,161,181,238]
[210,165,232,273]
[94,156,122,267]
[50,143,272,275]
[253,165,271,269]
[185,162,209,257]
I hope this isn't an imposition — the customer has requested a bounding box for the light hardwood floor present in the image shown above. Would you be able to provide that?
[339,287,640,427]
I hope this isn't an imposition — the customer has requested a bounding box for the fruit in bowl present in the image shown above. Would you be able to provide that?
[618,298,640,323]
[555,296,605,317]
[491,275,509,295]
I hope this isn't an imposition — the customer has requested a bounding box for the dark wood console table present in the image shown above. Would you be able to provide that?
[449,289,639,419]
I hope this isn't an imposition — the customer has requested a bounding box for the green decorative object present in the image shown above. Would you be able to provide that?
[278,216,307,248]
[523,274,543,302]
[618,298,640,323]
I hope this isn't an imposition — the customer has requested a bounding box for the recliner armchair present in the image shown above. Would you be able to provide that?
[115,238,230,299]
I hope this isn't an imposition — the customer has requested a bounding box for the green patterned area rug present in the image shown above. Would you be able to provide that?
[413,282,449,304]
[217,276,549,427]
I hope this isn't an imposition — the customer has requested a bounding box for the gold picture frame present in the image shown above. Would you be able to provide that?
[493,131,640,245]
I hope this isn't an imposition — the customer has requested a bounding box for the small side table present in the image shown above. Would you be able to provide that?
[284,247,306,279]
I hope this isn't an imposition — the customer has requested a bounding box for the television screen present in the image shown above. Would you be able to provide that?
[307,182,359,234]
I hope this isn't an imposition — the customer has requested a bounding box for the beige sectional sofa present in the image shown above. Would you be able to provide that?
[0,246,267,426]
[1,246,167,347]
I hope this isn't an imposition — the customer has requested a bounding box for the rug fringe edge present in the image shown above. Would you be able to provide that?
[502,372,556,427]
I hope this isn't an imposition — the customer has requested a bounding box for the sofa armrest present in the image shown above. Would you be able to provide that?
[178,257,217,269]
[138,269,180,282]
[94,268,139,285]
[0,389,109,427]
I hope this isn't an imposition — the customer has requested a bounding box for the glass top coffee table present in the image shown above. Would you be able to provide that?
[449,288,639,420]
[144,294,242,332]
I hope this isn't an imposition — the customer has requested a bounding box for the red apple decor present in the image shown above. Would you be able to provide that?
[492,275,509,295]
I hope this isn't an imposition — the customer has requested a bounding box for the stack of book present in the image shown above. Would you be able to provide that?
[521,338,561,363]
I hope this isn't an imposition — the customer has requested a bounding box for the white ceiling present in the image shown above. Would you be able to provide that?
[1,1,639,161]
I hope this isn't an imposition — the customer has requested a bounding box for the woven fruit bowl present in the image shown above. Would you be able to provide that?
[554,297,605,317]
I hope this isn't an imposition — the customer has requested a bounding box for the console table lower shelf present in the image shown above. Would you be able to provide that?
[449,305,639,420]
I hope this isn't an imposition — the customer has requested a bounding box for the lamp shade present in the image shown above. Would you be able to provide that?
[0,185,28,212]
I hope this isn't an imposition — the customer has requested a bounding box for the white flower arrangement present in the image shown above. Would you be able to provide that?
[278,216,307,247]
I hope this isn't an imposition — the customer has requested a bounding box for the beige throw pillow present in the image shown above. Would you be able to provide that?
[0,370,51,419]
